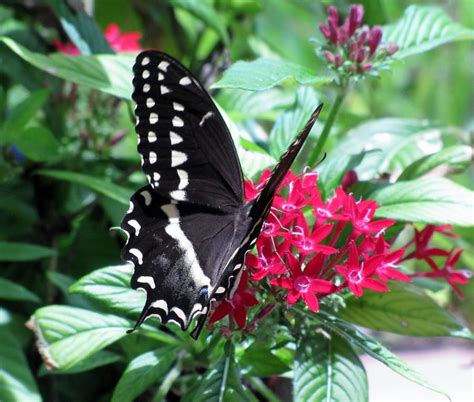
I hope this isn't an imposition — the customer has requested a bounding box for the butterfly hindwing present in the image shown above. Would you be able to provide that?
[121,185,252,330]
[133,51,243,212]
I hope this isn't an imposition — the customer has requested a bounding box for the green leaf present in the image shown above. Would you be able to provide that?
[239,342,290,377]
[370,177,474,227]
[398,145,473,181]
[70,264,145,315]
[0,241,56,261]
[330,119,441,181]
[47,0,112,55]
[169,0,230,46]
[317,151,367,198]
[0,89,49,143]
[383,5,474,59]
[212,58,331,91]
[13,126,61,162]
[37,169,131,205]
[0,37,133,99]
[112,348,177,402]
[294,332,368,402]
[30,305,132,369]
[0,278,40,303]
[40,350,122,375]
[183,342,255,402]
[337,282,473,339]
[0,329,41,402]
[311,311,449,399]
[268,86,318,159]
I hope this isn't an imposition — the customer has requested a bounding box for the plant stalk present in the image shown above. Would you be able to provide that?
[308,90,346,168]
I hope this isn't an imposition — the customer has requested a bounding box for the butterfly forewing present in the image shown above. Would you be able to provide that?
[133,51,243,211]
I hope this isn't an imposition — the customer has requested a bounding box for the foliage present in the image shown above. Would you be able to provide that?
[0,1,473,401]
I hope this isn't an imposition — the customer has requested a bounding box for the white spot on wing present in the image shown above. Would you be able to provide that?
[179,76,191,85]
[129,248,143,265]
[141,57,150,66]
[170,190,186,201]
[173,102,184,111]
[171,307,187,323]
[137,275,155,289]
[171,151,187,167]
[177,169,188,189]
[215,286,226,294]
[128,219,141,235]
[160,85,171,95]
[158,61,170,71]
[158,73,164,81]
[160,203,210,289]
[170,131,183,145]
[146,98,155,108]
[149,152,157,164]
[199,111,214,126]
[148,131,157,143]
[151,299,168,314]
[149,113,158,124]
[172,116,184,127]
[142,70,150,79]
[127,201,134,213]
[143,83,151,93]
[140,190,152,206]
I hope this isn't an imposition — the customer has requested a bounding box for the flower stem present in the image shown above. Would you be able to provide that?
[308,90,346,168]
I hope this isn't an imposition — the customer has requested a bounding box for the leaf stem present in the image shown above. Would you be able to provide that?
[308,90,346,168]
[153,352,184,402]
[247,377,282,402]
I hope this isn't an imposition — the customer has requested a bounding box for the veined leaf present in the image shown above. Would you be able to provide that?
[183,342,256,402]
[337,282,473,339]
[39,350,122,376]
[0,278,40,303]
[212,58,331,91]
[29,305,133,369]
[0,329,41,402]
[294,332,367,402]
[268,86,319,160]
[70,264,145,316]
[371,177,474,227]
[311,311,449,399]
[0,241,56,261]
[0,36,133,99]
[239,341,290,377]
[37,169,132,205]
[398,145,472,180]
[330,118,441,181]
[383,5,474,59]
[112,347,177,402]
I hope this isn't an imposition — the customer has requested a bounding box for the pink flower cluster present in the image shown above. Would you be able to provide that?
[209,170,471,332]
[319,4,398,75]
[54,23,141,55]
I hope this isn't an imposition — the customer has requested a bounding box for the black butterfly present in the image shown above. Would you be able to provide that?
[121,51,323,339]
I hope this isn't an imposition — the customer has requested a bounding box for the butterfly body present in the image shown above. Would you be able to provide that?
[121,50,322,338]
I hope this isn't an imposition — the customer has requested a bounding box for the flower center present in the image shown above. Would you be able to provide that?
[317,207,332,218]
[348,269,363,284]
[262,222,275,235]
[282,203,296,212]
[301,239,313,251]
[294,276,310,293]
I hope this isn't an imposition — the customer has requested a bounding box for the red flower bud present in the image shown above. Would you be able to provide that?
[386,42,399,56]
[359,63,373,73]
[368,26,383,57]
[334,54,343,67]
[357,26,369,46]
[328,6,339,26]
[348,4,364,36]
[319,23,332,41]
[323,50,336,64]
[342,169,358,190]
[356,47,366,63]
[349,42,359,61]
